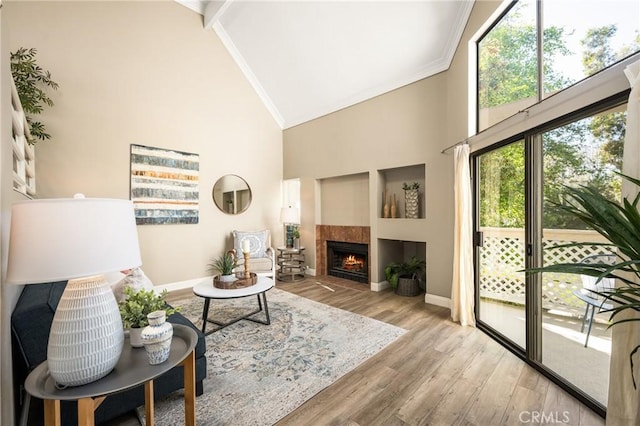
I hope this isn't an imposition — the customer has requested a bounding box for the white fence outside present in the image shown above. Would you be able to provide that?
[479,227,611,309]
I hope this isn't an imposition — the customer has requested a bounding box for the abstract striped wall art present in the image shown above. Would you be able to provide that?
[130,144,199,225]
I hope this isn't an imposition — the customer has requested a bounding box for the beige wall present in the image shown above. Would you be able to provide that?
[1,3,283,421]
[445,1,502,145]
[319,173,369,226]
[283,1,501,300]
[5,1,283,287]
[284,72,451,294]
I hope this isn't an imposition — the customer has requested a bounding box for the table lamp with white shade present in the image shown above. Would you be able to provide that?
[280,206,299,248]
[6,195,142,387]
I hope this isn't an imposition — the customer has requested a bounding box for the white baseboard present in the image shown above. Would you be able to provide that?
[373,282,450,309]
[156,277,209,293]
[371,280,390,292]
[425,293,451,309]
[157,276,450,312]
[158,273,284,292]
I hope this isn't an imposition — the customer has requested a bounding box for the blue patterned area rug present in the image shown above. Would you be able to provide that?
[140,287,406,425]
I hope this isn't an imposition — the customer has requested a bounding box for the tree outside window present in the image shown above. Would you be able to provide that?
[477,0,639,229]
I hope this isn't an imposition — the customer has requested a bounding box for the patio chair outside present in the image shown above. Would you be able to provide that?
[573,254,616,347]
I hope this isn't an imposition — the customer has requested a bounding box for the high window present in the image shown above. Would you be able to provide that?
[478,0,640,131]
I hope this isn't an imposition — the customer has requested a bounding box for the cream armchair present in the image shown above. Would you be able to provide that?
[231,230,276,280]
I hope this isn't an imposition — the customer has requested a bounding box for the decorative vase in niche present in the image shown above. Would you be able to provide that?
[383,190,390,218]
[129,327,144,348]
[405,189,419,219]
[293,238,300,249]
[141,310,173,365]
[391,193,398,218]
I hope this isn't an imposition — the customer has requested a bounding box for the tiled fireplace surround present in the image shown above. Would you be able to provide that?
[316,225,370,280]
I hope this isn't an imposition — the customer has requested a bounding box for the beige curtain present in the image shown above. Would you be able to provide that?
[607,59,640,426]
[451,143,475,327]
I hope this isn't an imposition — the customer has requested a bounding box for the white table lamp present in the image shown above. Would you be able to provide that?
[6,195,142,387]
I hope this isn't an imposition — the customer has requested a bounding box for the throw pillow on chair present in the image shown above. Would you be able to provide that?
[231,230,275,279]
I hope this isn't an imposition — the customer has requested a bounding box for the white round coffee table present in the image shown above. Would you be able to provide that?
[193,276,274,335]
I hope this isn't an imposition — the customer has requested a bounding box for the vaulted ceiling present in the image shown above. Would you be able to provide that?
[178,1,474,129]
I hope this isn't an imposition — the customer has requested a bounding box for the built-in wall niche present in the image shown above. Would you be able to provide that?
[378,164,425,219]
[377,238,427,286]
[319,172,370,226]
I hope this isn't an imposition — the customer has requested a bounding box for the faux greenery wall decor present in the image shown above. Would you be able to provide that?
[10,47,59,144]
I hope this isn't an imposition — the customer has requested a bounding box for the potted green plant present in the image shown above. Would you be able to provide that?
[526,173,640,387]
[402,182,420,191]
[208,251,237,282]
[292,228,301,249]
[384,256,426,297]
[10,47,59,144]
[118,286,179,347]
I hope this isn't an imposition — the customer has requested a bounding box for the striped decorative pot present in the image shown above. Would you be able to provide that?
[141,310,173,365]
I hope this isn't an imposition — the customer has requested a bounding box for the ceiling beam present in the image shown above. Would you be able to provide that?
[174,0,206,16]
[204,0,229,30]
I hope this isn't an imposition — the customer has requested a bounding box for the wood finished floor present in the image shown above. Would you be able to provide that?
[274,278,603,426]
[114,277,604,426]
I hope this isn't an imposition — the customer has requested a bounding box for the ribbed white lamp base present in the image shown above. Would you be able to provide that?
[47,275,124,387]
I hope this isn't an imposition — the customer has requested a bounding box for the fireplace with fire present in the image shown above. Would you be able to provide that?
[326,240,368,283]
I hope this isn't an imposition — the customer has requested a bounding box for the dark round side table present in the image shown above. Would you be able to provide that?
[24,324,198,426]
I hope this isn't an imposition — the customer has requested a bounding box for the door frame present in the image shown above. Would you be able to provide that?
[471,94,630,419]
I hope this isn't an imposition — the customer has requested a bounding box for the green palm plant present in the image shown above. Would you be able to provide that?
[384,256,426,289]
[527,173,640,387]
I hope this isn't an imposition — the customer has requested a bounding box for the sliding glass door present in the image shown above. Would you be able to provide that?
[539,106,623,406]
[474,102,624,412]
[476,140,526,350]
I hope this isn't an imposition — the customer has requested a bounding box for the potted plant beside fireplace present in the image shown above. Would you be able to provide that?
[384,256,426,297]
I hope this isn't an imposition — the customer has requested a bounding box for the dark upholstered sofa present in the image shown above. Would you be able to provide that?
[11,281,207,425]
